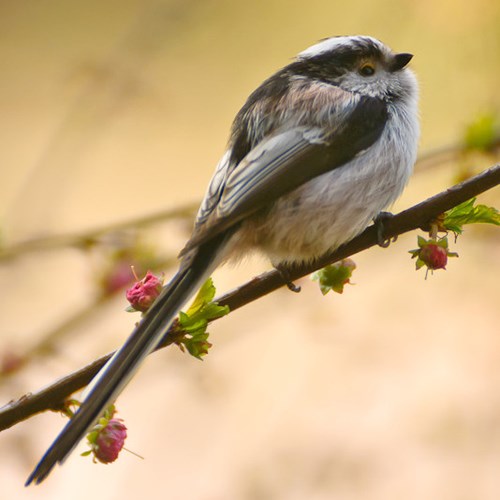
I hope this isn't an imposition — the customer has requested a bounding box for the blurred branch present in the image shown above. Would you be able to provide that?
[415,136,500,171]
[0,163,498,432]
[0,204,196,260]
[3,137,499,262]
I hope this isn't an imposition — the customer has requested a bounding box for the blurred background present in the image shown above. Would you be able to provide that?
[1,0,499,498]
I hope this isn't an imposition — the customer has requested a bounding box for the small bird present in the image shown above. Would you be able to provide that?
[26,35,419,484]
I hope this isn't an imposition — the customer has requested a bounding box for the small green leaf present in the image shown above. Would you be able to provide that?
[199,302,231,321]
[417,235,427,247]
[311,259,356,295]
[436,238,448,249]
[178,311,189,324]
[444,198,500,235]
[185,278,216,316]
[180,279,229,327]
[183,334,212,360]
[176,278,229,360]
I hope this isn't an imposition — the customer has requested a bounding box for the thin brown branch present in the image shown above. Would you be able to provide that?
[415,136,500,171]
[215,163,500,311]
[0,164,498,432]
[0,203,197,261]
[2,138,498,262]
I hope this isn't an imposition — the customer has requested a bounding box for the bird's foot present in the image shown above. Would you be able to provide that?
[275,264,301,293]
[373,211,397,248]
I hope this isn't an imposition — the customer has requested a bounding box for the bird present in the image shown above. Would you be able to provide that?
[26,35,419,485]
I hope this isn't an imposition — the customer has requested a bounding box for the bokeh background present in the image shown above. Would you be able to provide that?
[1,1,499,498]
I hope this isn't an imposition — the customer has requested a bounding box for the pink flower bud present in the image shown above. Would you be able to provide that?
[93,418,128,464]
[419,243,448,270]
[126,271,163,312]
[409,236,458,274]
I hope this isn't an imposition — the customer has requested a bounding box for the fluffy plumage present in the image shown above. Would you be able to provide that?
[26,35,419,485]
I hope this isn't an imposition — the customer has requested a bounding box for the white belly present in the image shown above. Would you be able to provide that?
[243,104,419,265]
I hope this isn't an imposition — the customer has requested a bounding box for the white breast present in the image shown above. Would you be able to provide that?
[245,97,419,266]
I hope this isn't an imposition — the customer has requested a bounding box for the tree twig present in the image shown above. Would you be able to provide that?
[0,204,197,261]
[2,138,498,262]
[415,136,500,171]
[0,164,498,432]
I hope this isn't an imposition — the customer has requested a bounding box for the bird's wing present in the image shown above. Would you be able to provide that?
[180,95,388,255]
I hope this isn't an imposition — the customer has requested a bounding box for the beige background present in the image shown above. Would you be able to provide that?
[0,0,499,498]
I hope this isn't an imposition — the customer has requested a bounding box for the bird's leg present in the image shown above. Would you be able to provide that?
[373,211,397,248]
[275,264,301,293]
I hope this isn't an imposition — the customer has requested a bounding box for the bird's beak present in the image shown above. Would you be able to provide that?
[390,53,413,72]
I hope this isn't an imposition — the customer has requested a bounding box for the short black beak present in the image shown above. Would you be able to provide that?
[390,52,413,72]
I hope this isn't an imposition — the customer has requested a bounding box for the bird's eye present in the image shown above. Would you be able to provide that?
[359,64,375,77]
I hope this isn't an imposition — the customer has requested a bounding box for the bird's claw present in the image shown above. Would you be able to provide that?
[285,281,302,293]
[374,211,396,248]
[275,265,301,293]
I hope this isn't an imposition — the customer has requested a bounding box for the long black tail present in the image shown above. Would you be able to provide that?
[26,237,228,485]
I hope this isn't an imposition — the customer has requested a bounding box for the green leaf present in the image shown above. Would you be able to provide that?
[177,278,230,360]
[183,334,212,360]
[417,235,427,248]
[185,278,216,316]
[311,259,356,295]
[444,198,500,235]
[464,113,498,151]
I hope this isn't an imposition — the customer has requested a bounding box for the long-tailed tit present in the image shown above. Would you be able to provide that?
[26,35,419,484]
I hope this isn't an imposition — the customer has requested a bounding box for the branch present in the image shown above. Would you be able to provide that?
[415,135,500,171]
[0,203,197,261]
[3,137,498,262]
[0,164,498,431]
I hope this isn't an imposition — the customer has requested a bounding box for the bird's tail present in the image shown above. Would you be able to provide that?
[26,235,229,485]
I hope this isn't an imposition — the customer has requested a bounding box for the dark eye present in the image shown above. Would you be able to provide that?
[359,64,375,77]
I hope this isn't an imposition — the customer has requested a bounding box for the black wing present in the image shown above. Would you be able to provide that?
[180,95,388,255]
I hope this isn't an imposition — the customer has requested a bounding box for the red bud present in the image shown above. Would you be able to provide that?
[126,271,163,312]
[93,418,128,464]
